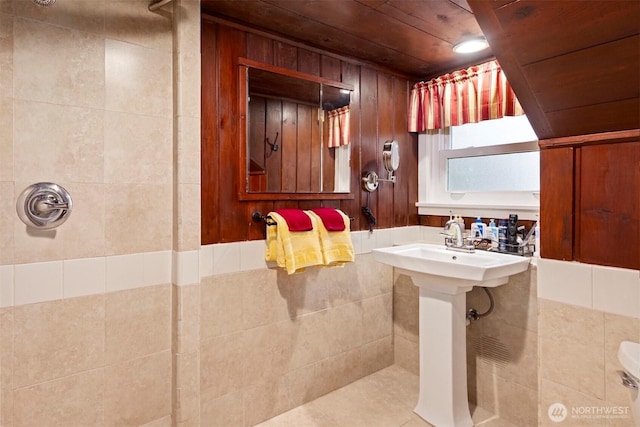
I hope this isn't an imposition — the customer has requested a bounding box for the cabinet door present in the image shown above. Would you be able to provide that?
[578,141,639,269]
[540,148,575,261]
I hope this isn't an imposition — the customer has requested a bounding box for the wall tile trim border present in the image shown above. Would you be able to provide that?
[1,226,430,307]
[538,258,640,319]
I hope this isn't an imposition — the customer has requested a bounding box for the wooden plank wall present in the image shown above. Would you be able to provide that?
[201,19,419,244]
[539,131,640,270]
[249,96,321,193]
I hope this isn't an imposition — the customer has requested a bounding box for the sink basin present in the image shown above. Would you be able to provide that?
[372,243,530,285]
[372,243,531,427]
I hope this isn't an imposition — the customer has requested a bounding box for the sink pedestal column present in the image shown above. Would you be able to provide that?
[409,273,508,427]
[415,284,473,427]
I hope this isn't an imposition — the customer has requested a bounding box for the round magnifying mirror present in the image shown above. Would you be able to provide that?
[383,140,400,173]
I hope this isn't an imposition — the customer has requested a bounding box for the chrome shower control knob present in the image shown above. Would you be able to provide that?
[16,182,73,230]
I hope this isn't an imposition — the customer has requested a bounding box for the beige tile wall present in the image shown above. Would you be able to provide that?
[1,0,174,267]
[539,300,640,427]
[537,259,640,427]
[0,0,182,425]
[0,285,172,427]
[199,254,394,426]
[393,265,539,426]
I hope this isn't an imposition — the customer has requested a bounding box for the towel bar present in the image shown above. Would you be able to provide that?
[252,211,354,226]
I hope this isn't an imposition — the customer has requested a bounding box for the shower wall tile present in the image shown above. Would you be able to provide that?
[176,117,200,184]
[0,265,13,307]
[13,18,105,108]
[0,97,12,181]
[142,416,173,427]
[13,100,104,183]
[172,250,199,286]
[143,250,172,287]
[12,368,104,427]
[176,52,201,120]
[539,379,605,427]
[212,242,241,274]
[175,42,201,119]
[59,182,106,260]
[173,0,201,119]
[13,207,60,263]
[174,183,201,252]
[105,252,145,292]
[288,310,332,369]
[13,0,106,35]
[537,258,593,309]
[174,351,199,422]
[357,253,393,299]
[362,293,392,343]
[593,265,640,318]
[63,256,106,299]
[13,260,62,305]
[105,39,172,117]
[105,0,172,52]
[0,183,13,266]
[12,294,105,388]
[105,284,171,364]
[200,331,246,400]
[0,307,13,427]
[173,283,201,354]
[480,321,538,391]
[104,110,172,185]
[200,389,244,427]
[105,183,172,256]
[539,298,606,400]
[241,268,289,329]
[104,350,172,427]
[243,376,291,426]
[200,275,243,341]
[242,321,293,386]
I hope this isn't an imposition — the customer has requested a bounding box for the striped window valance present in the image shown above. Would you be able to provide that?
[408,60,524,132]
[327,106,350,147]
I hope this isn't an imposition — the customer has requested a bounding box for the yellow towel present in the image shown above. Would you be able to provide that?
[306,210,355,267]
[264,211,324,274]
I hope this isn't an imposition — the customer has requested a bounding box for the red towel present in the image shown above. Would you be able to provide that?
[273,209,313,232]
[310,208,346,231]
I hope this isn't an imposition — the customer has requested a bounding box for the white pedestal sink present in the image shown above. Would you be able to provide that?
[372,243,530,427]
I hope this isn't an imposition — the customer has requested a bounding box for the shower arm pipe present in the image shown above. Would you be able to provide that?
[149,0,173,11]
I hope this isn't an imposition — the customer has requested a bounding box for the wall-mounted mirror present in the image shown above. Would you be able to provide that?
[238,58,354,200]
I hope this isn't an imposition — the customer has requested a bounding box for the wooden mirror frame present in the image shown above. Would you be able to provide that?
[238,58,355,201]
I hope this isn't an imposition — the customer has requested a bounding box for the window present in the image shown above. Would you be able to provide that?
[417,115,540,220]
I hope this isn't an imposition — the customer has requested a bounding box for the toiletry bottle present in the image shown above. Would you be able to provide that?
[488,219,499,249]
[476,217,485,238]
[470,217,484,239]
[507,214,518,253]
[498,219,508,252]
[534,219,540,257]
[470,221,480,239]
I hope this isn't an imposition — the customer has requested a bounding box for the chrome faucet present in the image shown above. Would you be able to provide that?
[441,219,475,253]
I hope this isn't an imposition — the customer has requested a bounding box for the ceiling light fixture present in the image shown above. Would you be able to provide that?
[452,37,489,54]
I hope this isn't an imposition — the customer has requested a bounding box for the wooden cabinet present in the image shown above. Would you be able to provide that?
[540,130,639,270]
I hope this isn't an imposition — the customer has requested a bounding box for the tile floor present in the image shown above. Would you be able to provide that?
[256,365,518,427]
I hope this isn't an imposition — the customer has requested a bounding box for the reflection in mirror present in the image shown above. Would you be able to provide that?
[244,63,352,196]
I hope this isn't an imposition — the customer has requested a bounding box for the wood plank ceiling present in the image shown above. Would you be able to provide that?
[200,0,493,79]
[469,0,640,139]
[202,0,640,140]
